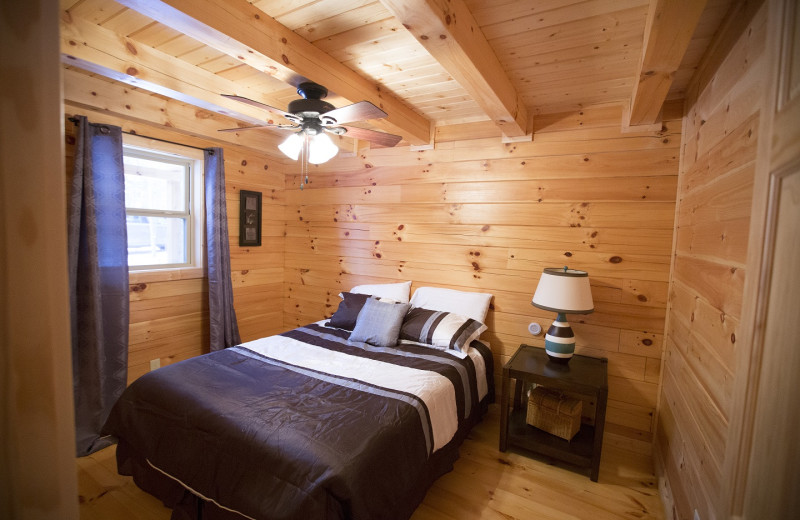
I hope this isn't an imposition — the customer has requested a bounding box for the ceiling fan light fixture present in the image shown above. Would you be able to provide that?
[220,82,399,180]
[278,132,304,160]
[308,132,339,164]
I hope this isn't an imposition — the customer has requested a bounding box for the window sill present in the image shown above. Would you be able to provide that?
[129,267,206,284]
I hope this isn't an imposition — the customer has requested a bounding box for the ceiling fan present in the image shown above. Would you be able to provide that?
[219,81,403,163]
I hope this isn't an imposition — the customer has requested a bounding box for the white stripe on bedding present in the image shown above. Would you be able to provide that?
[239,334,458,452]
[299,326,474,419]
[468,343,488,402]
[314,319,490,403]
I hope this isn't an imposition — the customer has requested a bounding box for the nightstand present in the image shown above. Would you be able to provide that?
[499,344,608,481]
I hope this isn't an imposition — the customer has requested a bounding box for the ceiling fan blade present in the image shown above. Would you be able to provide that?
[218,123,298,133]
[339,125,402,147]
[321,101,387,126]
[221,94,294,120]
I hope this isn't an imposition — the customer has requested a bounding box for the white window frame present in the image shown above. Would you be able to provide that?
[122,134,205,273]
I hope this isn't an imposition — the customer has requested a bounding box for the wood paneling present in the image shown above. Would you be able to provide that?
[63,96,286,385]
[284,104,680,450]
[655,2,767,519]
[53,3,780,517]
[61,0,733,135]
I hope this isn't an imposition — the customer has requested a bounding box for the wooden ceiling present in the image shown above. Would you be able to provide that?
[61,0,734,149]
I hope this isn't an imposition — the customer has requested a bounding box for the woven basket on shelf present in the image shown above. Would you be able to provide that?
[526,386,582,441]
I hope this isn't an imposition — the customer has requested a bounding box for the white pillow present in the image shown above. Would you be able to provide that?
[409,287,492,323]
[348,281,412,303]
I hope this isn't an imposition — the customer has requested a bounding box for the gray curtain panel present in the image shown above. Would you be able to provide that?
[68,116,129,456]
[205,148,241,350]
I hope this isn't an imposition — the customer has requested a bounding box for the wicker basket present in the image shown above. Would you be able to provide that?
[526,386,582,441]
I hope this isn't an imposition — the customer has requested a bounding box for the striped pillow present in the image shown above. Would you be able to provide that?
[400,307,487,355]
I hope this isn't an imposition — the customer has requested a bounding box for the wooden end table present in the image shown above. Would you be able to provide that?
[499,344,608,481]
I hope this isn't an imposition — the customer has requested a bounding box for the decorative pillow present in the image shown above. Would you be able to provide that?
[326,292,371,331]
[327,292,400,331]
[409,287,493,323]
[349,298,411,348]
[400,307,487,354]
[348,281,412,303]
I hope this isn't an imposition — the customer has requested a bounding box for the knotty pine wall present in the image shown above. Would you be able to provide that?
[283,104,682,453]
[656,1,766,518]
[63,105,286,384]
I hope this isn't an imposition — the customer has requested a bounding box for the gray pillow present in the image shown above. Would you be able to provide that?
[349,297,410,348]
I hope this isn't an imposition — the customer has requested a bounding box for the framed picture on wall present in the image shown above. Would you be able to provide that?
[239,190,262,247]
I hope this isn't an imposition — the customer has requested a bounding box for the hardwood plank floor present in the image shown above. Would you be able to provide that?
[77,405,665,520]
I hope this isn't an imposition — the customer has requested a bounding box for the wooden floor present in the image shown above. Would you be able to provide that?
[78,405,665,520]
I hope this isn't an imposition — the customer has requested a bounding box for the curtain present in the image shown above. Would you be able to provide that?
[205,148,241,350]
[68,116,129,456]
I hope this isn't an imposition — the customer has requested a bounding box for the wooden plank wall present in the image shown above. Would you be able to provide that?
[655,1,766,518]
[283,104,682,453]
[63,90,286,384]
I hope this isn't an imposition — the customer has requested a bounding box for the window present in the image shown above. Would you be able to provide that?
[123,136,204,271]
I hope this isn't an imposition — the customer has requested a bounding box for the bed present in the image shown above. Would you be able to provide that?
[103,285,494,520]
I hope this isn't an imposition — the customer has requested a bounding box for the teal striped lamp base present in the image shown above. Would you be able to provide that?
[544,313,575,364]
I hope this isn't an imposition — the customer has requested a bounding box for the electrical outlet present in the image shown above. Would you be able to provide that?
[693,509,701,520]
[528,322,542,335]
[150,358,161,371]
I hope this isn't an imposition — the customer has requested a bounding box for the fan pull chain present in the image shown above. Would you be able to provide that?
[299,134,309,190]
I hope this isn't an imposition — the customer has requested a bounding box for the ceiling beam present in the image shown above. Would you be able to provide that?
[61,11,281,127]
[62,66,286,154]
[627,0,708,126]
[379,0,529,138]
[114,0,431,145]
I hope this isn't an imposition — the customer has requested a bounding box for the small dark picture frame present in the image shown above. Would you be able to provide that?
[239,190,262,247]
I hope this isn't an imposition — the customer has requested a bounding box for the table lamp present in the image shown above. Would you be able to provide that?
[531,267,594,363]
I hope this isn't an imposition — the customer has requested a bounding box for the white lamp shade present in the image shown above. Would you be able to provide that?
[278,132,304,160]
[308,132,339,164]
[531,267,594,314]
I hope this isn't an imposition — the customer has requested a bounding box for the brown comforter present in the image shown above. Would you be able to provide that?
[103,323,493,520]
